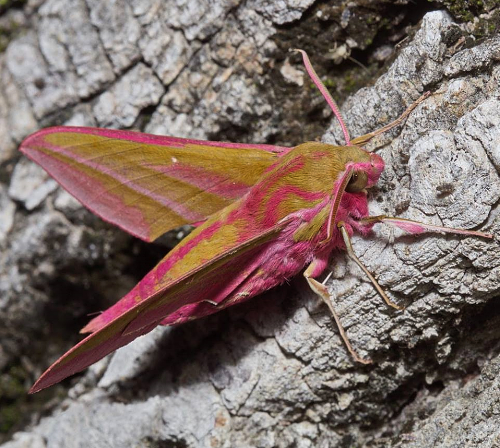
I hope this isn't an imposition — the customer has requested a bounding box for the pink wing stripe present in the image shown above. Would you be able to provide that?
[32,126,290,153]
[81,218,227,333]
[123,251,264,335]
[263,185,326,225]
[31,136,203,223]
[148,163,253,199]
[21,145,154,240]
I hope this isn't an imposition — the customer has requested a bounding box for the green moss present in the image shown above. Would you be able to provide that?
[0,405,22,433]
[438,0,486,22]
[343,74,357,93]
[0,24,15,52]
[0,4,25,53]
[380,17,391,30]
[428,0,499,37]
[0,367,26,400]
[471,9,500,37]
[0,0,27,7]
[309,66,370,98]
[0,365,29,436]
[322,78,337,89]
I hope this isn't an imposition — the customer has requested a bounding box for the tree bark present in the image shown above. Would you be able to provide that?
[1,1,500,447]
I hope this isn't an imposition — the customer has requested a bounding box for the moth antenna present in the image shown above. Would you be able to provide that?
[291,49,352,146]
[350,91,431,148]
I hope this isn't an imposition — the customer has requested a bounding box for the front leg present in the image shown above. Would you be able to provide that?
[359,215,492,239]
[338,222,402,310]
[304,258,372,364]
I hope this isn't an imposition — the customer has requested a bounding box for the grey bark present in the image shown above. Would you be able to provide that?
[1,1,500,447]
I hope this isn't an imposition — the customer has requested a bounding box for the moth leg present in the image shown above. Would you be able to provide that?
[338,222,403,310]
[359,215,493,239]
[350,92,431,147]
[304,259,372,364]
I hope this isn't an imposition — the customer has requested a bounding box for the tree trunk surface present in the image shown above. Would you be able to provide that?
[1,1,500,447]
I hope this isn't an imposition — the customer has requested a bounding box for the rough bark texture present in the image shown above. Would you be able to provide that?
[1,1,500,447]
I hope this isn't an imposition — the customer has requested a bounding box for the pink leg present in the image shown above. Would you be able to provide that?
[359,215,493,239]
[304,258,372,364]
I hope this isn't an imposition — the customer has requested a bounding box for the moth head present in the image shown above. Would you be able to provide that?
[342,147,384,190]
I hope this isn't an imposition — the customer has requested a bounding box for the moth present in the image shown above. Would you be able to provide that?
[21,50,492,393]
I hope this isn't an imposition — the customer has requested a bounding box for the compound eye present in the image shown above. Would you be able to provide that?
[345,171,368,193]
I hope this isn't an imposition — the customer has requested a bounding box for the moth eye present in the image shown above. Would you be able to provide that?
[346,170,368,193]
